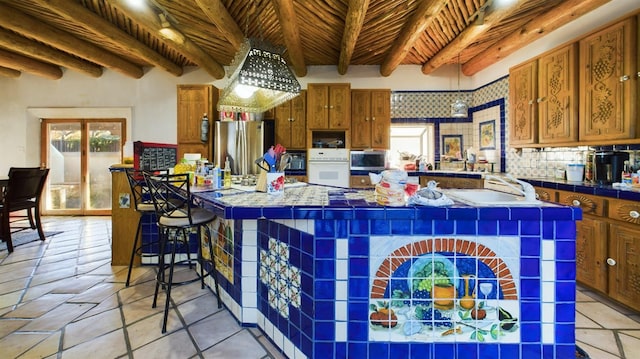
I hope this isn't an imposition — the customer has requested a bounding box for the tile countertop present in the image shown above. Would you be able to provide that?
[520,177,640,201]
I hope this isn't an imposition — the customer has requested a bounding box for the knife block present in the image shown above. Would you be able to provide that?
[256,171,268,192]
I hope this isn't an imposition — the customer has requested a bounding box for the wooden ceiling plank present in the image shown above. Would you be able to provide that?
[380,0,449,77]
[34,0,183,77]
[0,47,62,80]
[107,0,225,79]
[463,0,611,75]
[271,0,307,77]
[0,28,103,78]
[338,0,370,75]
[0,65,21,78]
[194,0,245,49]
[422,0,528,75]
[0,2,143,79]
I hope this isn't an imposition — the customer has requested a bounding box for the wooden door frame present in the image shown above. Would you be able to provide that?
[40,118,126,216]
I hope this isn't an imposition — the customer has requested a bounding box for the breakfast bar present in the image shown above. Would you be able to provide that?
[187,184,581,359]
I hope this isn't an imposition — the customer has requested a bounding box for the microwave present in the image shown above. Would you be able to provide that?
[350,150,388,171]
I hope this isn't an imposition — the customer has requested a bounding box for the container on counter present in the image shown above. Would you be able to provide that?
[566,163,584,182]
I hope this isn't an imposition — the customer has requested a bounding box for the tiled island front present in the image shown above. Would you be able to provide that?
[194,185,581,359]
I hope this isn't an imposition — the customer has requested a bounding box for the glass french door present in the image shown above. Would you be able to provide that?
[40,119,125,215]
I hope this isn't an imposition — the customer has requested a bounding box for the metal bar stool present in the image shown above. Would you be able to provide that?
[124,169,159,287]
[144,172,221,333]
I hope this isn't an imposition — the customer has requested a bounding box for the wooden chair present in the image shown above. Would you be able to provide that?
[0,167,50,253]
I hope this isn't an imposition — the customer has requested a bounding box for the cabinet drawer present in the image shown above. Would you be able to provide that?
[350,175,374,188]
[534,187,556,202]
[608,198,640,226]
[557,190,606,217]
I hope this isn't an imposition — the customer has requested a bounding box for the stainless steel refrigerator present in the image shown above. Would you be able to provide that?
[213,120,274,175]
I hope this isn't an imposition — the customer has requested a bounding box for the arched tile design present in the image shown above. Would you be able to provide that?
[370,237,518,300]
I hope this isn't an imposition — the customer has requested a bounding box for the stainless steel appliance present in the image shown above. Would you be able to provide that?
[594,151,629,184]
[214,119,275,175]
[350,150,388,171]
[307,148,350,188]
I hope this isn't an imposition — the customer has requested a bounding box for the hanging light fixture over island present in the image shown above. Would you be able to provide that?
[217,38,301,114]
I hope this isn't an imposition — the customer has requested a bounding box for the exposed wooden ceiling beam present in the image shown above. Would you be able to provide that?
[108,0,225,79]
[271,0,307,77]
[33,0,183,77]
[0,2,143,79]
[0,48,62,80]
[0,65,21,79]
[462,0,611,76]
[379,0,449,77]
[0,28,102,78]
[421,0,528,75]
[338,0,370,75]
[194,0,245,50]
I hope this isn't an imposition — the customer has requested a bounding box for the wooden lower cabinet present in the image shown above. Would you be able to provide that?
[551,189,640,312]
[575,215,608,293]
[350,175,374,189]
[420,176,482,189]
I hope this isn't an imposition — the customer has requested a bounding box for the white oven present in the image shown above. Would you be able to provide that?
[307,148,350,188]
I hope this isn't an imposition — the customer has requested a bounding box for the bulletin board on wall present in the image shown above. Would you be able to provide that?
[133,141,178,171]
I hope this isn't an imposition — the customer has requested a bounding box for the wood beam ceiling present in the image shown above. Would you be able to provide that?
[462,0,612,76]
[338,0,370,75]
[0,2,143,79]
[271,0,307,77]
[33,0,183,77]
[107,0,225,79]
[0,47,62,80]
[380,0,449,77]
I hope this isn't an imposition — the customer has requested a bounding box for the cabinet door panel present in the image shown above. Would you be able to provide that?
[509,60,538,145]
[370,90,390,149]
[274,101,292,147]
[306,84,328,129]
[579,18,637,141]
[177,85,211,144]
[351,90,371,148]
[290,93,307,149]
[576,216,608,293]
[329,84,351,129]
[608,223,640,312]
[538,44,578,143]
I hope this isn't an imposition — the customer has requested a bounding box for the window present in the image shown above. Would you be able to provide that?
[389,124,434,169]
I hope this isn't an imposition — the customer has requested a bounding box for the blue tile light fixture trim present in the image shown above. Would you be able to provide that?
[185,186,582,359]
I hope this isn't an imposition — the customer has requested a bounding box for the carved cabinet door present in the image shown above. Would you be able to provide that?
[579,17,637,141]
[608,223,640,312]
[509,59,538,145]
[538,43,578,144]
[575,215,608,293]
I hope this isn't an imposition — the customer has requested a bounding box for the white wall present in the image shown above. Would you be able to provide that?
[0,0,637,175]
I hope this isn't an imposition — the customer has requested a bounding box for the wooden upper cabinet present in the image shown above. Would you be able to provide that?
[538,43,579,144]
[177,84,215,160]
[579,17,638,141]
[274,91,306,149]
[351,89,391,149]
[306,83,351,129]
[509,59,538,146]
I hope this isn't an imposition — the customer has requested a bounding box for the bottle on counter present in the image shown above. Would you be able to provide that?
[223,157,231,189]
[585,152,594,182]
[622,160,632,185]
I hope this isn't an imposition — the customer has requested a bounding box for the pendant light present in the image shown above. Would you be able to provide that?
[217,3,300,113]
[451,54,468,118]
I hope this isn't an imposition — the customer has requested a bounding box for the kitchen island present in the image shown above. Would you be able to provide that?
[189,184,581,359]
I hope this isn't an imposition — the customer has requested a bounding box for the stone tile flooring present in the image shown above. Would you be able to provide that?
[0,216,283,359]
[1,216,640,358]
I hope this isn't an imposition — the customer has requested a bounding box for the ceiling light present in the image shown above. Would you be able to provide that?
[158,13,170,28]
[451,54,468,118]
[217,38,301,113]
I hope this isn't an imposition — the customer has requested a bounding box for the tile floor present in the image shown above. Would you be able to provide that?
[0,216,639,359]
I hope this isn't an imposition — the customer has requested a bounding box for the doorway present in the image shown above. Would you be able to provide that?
[40,119,125,215]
